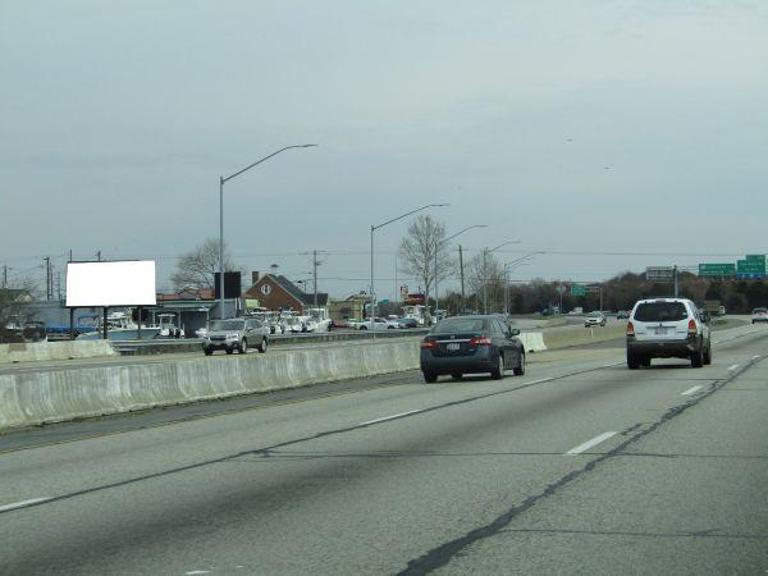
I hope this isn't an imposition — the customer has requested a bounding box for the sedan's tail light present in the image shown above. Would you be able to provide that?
[626,321,635,336]
[688,319,697,334]
[420,339,437,349]
[469,335,492,346]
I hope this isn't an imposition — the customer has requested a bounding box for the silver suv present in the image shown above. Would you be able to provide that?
[203,318,269,356]
[626,298,711,369]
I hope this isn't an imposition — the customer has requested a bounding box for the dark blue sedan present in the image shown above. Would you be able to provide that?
[420,315,525,383]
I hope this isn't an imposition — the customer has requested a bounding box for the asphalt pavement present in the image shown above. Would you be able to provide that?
[1,324,766,575]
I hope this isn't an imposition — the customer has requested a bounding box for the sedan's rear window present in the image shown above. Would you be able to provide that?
[634,302,688,322]
[432,318,486,334]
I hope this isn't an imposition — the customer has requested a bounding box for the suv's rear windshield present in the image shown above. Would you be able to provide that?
[634,302,688,322]
[432,318,487,334]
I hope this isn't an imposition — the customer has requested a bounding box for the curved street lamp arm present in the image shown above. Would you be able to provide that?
[223,144,318,183]
[439,224,488,248]
[372,203,449,232]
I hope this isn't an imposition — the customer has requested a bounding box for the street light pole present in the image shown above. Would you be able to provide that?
[218,144,317,319]
[482,240,520,314]
[502,251,542,315]
[370,203,448,334]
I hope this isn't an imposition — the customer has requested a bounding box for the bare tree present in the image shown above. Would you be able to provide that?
[170,239,236,294]
[467,251,505,313]
[0,280,36,343]
[398,215,453,305]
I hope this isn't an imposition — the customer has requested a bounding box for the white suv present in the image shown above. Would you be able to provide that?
[626,298,711,369]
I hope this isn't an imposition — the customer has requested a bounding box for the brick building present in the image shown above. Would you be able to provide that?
[244,272,328,313]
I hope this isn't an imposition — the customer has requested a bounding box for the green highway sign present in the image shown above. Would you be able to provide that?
[745,254,765,262]
[737,259,765,273]
[570,284,587,296]
[699,263,736,277]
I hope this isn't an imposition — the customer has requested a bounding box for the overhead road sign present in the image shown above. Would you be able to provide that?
[737,259,765,274]
[570,284,587,296]
[698,263,736,278]
[736,272,766,280]
[646,266,675,282]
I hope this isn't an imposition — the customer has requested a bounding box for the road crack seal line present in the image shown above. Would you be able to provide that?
[396,353,766,575]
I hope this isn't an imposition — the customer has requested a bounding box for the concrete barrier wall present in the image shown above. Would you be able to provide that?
[542,325,627,349]
[0,339,420,432]
[518,333,547,353]
[0,340,116,365]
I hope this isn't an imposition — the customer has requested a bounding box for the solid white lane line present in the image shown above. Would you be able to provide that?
[565,432,618,456]
[681,385,703,396]
[0,497,52,513]
[359,409,424,426]
[728,364,740,371]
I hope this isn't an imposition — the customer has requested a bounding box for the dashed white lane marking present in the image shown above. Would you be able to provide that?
[681,385,703,396]
[752,355,761,360]
[728,364,740,371]
[359,409,424,426]
[526,377,555,385]
[565,432,618,456]
[359,377,556,427]
[185,571,211,575]
[0,497,52,513]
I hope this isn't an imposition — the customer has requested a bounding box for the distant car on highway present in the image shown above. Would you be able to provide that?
[626,298,711,369]
[202,318,269,355]
[420,315,525,383]
[751,307,768,324]
[584,311,607,327]
[616,310,630,320]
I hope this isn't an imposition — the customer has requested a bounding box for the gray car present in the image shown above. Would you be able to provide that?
[202,318,269,355]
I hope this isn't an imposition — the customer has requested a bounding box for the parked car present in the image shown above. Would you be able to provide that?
[616,310,630,320]
[396,317,419,329]
[420,315,525,383]
[202,317,269,355]
[626,298,711,369]
[584,311,607,327]
[751,307,768,324]
[358,318,397,330]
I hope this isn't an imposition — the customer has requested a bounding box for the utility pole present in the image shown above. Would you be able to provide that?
[97,251,101,262]
[483,248,488,314]
[2,265,7,289]
[673,265,679,297]
[313,250,318,306]
[44,257,51,301]
[459,245,465,313]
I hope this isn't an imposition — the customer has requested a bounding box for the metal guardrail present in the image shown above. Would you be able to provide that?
[111,328,430,355]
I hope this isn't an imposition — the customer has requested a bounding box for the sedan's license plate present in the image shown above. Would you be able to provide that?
[446,343,461,351]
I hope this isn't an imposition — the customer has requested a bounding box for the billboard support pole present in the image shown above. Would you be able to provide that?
[69,308,75,341]
[102,307,108,340]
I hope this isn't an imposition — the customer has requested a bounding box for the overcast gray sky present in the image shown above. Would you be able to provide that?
[2,1,767,299]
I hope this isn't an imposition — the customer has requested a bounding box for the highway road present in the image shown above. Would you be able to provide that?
[1,325,766,575]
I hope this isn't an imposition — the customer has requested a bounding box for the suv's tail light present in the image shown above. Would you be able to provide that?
[626,321,635,336]
[469,335,492,346]
[420,339,436,350]
[688,319,697,334]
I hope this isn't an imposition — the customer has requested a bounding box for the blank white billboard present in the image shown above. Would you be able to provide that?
[66,261,157,307]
